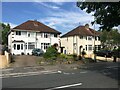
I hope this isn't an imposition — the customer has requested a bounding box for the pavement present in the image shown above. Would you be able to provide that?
[0,63,82,78]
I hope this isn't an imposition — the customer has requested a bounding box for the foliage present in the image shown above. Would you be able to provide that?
[72,54,77,61]
[77,2,120,31]
[112,47,120,58]
[100,29,120,46]
[43,46,59,60]
[59,53,72,59]
[0,23,10,45]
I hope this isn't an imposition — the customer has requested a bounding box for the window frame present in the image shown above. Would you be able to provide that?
[16,31,21,35]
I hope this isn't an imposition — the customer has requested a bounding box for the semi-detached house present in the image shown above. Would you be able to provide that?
[8,20,61,55]
[61,24,101,57]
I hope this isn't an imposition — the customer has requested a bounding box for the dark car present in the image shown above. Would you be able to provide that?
[32,48,44,56]
[95,50,112,57]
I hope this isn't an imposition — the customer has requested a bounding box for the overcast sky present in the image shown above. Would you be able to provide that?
[2,1,101,35]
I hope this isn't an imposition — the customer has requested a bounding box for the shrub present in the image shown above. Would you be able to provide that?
[43,46,59,60]
[72,54,77,61]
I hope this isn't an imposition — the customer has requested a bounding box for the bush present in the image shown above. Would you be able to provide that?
[112,47,120,58]
[43,46,59,60]
[72,54,77,61]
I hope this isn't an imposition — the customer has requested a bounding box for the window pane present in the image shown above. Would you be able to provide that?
[14,44,16,50]
[16,31,21,35]
[86,45,87,51]
[28,33,30,37]
[88,45,92,51]
[21,44,23,50]
[54,34,57,37]
[98,45,101,50]
[88,36,92,40]
[17,44,20,50]
[28,42,35,49]
[95,36,97,40]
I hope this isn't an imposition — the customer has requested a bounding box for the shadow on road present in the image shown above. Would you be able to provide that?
[80,62,120,85]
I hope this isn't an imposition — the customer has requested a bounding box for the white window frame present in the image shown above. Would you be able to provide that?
[28,42,35,50]
[88,45,92,51]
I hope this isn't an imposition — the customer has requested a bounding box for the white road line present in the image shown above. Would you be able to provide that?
[80,71,88,73]
[44,72,58,74]
[1,71,60,78]
[63,72,70,75]
[45,83,82,90]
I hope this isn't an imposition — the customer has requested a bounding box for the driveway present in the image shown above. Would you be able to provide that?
[9,55,42,68]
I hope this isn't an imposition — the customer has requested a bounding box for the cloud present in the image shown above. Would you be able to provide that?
[47,22,57,29]
[34,2,61,10]
[39,10,96,33]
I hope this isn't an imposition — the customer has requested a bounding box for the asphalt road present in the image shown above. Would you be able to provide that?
[2,62,119,89]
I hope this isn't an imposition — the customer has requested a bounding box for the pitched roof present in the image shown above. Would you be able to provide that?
[12,20,61,34]
[61,25,100,38]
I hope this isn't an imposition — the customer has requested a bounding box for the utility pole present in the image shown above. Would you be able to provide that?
[94,16,96,62]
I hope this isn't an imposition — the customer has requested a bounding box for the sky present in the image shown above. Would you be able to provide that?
[2,1,101,35]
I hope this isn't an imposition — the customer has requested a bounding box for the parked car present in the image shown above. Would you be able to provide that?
[32,48,44,56]
[95,50,112,57]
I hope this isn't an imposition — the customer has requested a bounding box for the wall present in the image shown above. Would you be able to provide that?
[61,35,101,56]
[0,51,11,68]
[61,36,74,54]
[8,30,61,55]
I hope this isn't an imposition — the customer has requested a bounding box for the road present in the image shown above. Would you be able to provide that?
[2,62,120,89]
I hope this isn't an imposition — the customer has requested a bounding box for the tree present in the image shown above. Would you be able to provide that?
[77,2,120,31]
[100,29,120,49]
[43,43,59,60]
[1,23,10,45]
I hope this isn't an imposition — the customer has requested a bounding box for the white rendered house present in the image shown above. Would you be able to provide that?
[61,24,101,57]
[8,20,61,55]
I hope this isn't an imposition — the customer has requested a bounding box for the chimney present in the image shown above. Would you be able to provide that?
[85,24,89,30]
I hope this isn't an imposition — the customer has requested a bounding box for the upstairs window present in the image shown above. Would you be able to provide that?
[54,34,57,37]
[16,31,21,35]
[95,36,97,40]
[28,33,30,37]
[98,36,100,40]
[41,43,50,50]
[80,36,83,39]
[44,33,48,38]
[88,36,92,40]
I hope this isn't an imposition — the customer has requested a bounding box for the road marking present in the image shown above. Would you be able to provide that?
[45,83,82,90]
[44,72,58,74]
[63,72,70,75]
[1,71,60,78]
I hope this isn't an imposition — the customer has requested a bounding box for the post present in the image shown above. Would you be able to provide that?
[94,16,96,62]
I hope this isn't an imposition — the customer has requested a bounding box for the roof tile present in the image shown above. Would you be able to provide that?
[12,20,61,34]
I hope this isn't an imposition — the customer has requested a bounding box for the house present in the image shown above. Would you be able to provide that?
[8,20,61,55]
[61,24,101,57]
